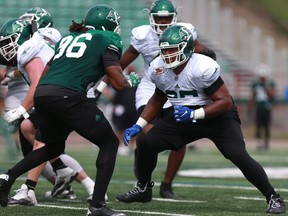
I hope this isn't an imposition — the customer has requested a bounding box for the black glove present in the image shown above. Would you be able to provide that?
[201,49,217,61]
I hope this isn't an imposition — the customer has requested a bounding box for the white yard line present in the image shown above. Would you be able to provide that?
[37,204,196,216]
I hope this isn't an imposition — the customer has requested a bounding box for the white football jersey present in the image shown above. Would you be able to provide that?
[147,53,220,107]
[5,78,29,111]
[17,29,58,84]
[130,23,197,109]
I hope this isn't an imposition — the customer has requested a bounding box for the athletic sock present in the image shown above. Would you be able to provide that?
[50,158,67,172]
[81,176,95,195]
[25,179,37,191]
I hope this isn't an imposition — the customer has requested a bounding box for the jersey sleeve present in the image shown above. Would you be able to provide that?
[17,32,45,68]
[199,58,220,89]
[107,32,123,56]
[130,25,150,53]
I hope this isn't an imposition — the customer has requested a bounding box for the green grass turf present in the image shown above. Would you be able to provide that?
[0,138,288,216]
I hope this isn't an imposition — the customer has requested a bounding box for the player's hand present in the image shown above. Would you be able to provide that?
[3,106,29,123]
[94,89,102,102]
[124,72,141,88]
[1,70,15,85]
[123,124,142,146]
[174,105,195,122]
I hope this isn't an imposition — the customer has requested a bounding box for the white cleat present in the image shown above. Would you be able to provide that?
[8,184,37,206]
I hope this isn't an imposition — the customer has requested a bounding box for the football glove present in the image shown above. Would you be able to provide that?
[1,70,16,85]
[174,105,195,122]
[123,124,142,146]
[94,89,102,102]
[124,72,141,88]
[3,106,29,123]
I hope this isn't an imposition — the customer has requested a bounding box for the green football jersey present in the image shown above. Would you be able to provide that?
[39,29,122,93]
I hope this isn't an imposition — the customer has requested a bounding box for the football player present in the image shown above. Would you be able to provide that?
[0,4,140,216]
[116,25,286,214]
[94,0,217,199]
[0,7,96,206]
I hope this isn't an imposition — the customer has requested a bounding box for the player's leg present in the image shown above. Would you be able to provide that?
[211,108,285,214]
[160,146,186,199]
[70,98,118,212]
[8,120,40,206]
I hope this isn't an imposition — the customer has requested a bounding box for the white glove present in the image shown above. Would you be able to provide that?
[3,106,29,123]
[1,70,16,85]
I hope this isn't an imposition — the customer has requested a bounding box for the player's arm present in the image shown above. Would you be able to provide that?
[174,77,233,123]
[103,48,139,90]
[95,44,140,99]
[122,88,167,146]
[0,67,22,85]
[120,45,140,70]
[21,57,44,111]
[202,77,233,119]
[139,87,167,123]
[3,58,44,123]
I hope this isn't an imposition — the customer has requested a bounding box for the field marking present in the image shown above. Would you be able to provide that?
[153,197,206,203]
[177,167,288,179]
[37,204,196,216]
[234,196,265,201]
[113,180,288,193]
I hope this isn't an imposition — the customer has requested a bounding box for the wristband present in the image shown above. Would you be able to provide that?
[96,81,108,92]
[136,117,148,128]
[194,107,205,120]
[18,105,30,119]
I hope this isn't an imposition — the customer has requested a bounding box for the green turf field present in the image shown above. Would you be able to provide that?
[0,137,287,216]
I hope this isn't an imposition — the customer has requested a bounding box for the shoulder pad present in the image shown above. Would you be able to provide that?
[17,37,45,66]
[38,28,62,45]
[131,25,152,40]
[177,22,197,40]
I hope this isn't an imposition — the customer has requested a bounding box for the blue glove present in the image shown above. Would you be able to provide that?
[174,105,195,122]
[123,124,142,146]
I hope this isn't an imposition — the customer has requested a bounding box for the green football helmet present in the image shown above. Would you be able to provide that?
[149,0,177,34]
[19,7,54,28]
[0,19,32,62]
[159,25,194,69]
[84,4,121,35]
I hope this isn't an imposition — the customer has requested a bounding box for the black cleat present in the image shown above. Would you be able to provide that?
[0,174,14,207]
[45,185,77,200]
[116,181,154,203]
[266,194,286,214]
[159,181,177,199]
[87,205,126,216]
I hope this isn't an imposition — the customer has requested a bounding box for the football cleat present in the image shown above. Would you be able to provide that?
[0,174,14,207]
[8,184,37,206]
[45,185,76,200]
[116,181,154,203]
[159,181,177,199]
[51,167,78,197]
[266,194,286,214]
[87,205,126,216]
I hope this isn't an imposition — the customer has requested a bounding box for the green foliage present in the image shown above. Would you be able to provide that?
[257,0,288,33]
